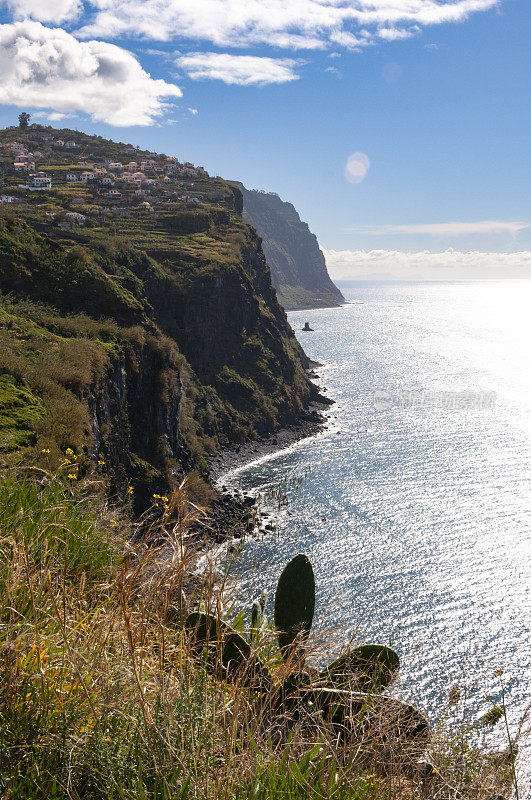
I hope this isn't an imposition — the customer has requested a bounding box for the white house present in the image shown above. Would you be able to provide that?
[101,176,115,186]
[0,195,16,204]
[26,173,52,190]
[66,173,78,181]
[65,212,86,225]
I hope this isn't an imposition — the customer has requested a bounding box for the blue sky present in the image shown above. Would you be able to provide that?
[0,1,529,279]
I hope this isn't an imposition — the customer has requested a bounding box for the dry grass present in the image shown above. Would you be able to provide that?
[0,470,522,799]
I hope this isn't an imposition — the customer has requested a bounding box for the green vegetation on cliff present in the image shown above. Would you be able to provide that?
[236,185,345,311]
[0,125,319,506]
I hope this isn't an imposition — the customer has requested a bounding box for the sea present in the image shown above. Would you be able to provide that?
[220,281,531,789]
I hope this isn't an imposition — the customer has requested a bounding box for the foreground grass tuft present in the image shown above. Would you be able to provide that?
[0,472,521,799]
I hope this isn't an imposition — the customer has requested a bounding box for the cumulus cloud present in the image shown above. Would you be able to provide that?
[0,21,182,125]
[347,220,530,237]
[176,52,300,85]
[72,0,500,50]
[323,248,531,281]
[1,0,82,24]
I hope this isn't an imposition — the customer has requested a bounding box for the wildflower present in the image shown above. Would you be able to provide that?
[127,487,133,495]
[67,474,77,480]
[97,460,105,466]
[41,448,50,454]
[65,448,75,456]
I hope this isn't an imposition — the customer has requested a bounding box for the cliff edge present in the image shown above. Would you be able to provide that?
[236,185,345,311]
[0,125,321,510]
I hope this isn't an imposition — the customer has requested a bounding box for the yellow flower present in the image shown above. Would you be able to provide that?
[97,460,105,466]
[41,448,50,454]
[67,474,77,480]
[127,487,133,495]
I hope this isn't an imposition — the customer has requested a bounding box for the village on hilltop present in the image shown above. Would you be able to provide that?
[0,124,222,233]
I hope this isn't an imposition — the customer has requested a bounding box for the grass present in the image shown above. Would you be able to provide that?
[0,469,523,800]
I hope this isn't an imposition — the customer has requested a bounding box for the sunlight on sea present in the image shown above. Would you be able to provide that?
[221,281,531,789]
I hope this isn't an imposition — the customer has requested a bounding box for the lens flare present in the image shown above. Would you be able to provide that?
[344,152,370,183]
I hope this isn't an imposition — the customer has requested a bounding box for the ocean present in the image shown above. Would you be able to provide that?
[220,281,531,785]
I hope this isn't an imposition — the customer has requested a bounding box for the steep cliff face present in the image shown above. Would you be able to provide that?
[237,186,345,311]
[0,126,319,508]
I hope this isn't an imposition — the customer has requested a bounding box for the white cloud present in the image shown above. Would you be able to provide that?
[1,0,82,24]
[176,52,300,85]
[377,26,417,41]
[73,1,500,51]
[0,21,182,125]
[347,220,530,237]
[345,152,370,183]
[324,248,531,281]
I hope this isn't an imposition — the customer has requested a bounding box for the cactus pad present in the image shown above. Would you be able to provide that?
[320,644,400,691]
[185,612,270,688]
[274,553,315,660]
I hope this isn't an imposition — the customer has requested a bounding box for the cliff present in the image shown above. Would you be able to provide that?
[236,185,344,310]
[0,125,320,510]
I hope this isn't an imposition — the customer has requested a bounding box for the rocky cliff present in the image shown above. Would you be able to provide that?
[0,125,321,510]
[236,186,344,311]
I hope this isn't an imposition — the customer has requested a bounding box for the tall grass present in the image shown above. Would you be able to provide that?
[0,471,521,799]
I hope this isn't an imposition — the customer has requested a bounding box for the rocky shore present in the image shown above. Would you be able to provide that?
[206,397,332,542]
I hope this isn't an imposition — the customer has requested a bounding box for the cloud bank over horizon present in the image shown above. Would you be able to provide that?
[324,248,531,281]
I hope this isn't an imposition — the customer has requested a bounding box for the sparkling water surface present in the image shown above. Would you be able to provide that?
[221,282,531,785]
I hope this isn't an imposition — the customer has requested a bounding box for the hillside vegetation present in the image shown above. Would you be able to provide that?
[0,125,319,507]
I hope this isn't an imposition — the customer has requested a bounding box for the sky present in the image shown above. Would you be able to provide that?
[0,0,529,281]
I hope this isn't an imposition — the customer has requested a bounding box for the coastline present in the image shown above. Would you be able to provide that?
[205,400,331,542]
[209,400,330,483]
[204,331,334,541]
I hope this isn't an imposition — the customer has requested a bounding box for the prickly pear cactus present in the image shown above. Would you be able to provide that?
[320,644,400,691]
[185,612,270,688]
[308,687,429,749]
[274,553,315,661]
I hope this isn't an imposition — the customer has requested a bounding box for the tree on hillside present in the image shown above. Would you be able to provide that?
[18,112,31,129]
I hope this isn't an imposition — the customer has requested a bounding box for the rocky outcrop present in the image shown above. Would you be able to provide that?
[236,185,345,310]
